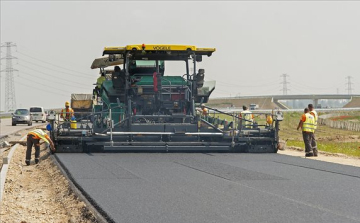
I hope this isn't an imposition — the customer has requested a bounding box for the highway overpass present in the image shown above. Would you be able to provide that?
[208,94,360,109]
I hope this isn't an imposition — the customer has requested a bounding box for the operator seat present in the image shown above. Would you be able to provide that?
[112,66,126,89]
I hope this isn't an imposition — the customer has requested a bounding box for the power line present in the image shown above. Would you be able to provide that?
[17,74,88,94]
[17,44,82,68]
[214,80,279,89]
[17,56,92,78]
[16,50,90,77]
[290,81,338,90]
[289,85,311,94]
[16,80,69,97]
[19,70,90,90]
[17,63,92,86]
[208,77,279,88]
[1,42,17,111]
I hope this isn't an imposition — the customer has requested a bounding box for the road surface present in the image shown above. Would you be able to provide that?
[0,118,44,138]
[56,153,360,223]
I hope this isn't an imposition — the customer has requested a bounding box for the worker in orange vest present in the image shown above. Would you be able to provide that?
[26,129,55,165]
[60,101,74,121]
[297,108,315,157]
[308,104,318,156]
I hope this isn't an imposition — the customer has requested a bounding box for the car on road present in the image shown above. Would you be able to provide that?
[30,106,46,123]
[12,109,32,126]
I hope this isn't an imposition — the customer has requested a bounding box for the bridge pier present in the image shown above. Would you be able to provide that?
[313,99,318,108]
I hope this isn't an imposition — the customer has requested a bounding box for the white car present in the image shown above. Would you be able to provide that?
[30,106,47,123]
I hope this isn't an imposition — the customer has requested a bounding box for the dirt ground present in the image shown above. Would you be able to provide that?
[279,146,360,168]
[0,135,98,222]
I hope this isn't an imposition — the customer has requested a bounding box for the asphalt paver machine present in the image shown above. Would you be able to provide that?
[49,44,283,153]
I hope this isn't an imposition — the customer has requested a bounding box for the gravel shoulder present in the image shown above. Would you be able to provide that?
[1,127,46,168]
[0,135,98,222]
[279,146,360,168]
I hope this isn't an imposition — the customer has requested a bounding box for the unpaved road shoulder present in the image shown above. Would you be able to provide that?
[0,143,98,223]
[279,147,360,168]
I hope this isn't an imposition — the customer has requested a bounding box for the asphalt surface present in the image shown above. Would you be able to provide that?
[56,153,360,223]
[0,118,44,138]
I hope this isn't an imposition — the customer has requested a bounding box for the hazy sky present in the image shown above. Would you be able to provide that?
[1,1,360,110]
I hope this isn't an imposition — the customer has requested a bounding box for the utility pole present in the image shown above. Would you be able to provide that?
[345,76,353,95]
[1,42,18,112]
[280,74,290,95]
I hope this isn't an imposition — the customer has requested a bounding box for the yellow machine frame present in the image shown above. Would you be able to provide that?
[103,44,216,56]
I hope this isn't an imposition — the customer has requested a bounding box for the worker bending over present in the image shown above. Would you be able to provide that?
[25,129,55,165]
[297,108,316,157]
[60,101,74,121]
[240,105,254,128]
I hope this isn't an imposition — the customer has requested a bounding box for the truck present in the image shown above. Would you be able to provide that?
[249,104,259,110]
[49,44,283,153]
[70,94,93,120]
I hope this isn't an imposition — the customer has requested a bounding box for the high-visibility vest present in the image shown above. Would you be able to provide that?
[266,115,273,125]
[302,113,315,133]
[97,76,106,88]
[61,108,74,120]
[310,110,318,130]
[28,129,49,143]
[241,110,253,128]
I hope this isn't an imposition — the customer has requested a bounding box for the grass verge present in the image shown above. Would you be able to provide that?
[280,111,360,158]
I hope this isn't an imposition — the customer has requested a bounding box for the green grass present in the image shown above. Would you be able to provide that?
[287,140,360,157]
[280,111,360,158]
[0,116,11,119]
[206,110,360,157]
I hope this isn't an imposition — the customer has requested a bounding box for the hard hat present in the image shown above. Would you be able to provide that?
[65,101,70,106]
[201,103,205,107]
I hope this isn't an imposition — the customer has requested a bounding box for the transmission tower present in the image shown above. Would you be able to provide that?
[345,76,353,95]
[1,42,18,112]
[280,74,290,95]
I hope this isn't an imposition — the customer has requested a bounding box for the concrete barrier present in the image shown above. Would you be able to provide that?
[0,135,27,204]
[318,118,360,132]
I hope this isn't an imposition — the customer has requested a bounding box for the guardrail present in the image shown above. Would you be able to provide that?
[0,113,11,118]
[0,135,27,204]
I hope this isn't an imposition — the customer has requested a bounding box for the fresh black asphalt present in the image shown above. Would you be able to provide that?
[56,153,360,223]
